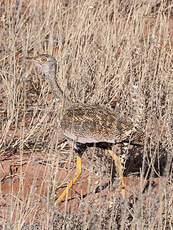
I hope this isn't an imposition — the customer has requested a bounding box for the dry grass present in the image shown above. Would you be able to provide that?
[0,0,173,229]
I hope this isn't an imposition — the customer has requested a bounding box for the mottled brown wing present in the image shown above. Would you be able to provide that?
[60,105,134,144]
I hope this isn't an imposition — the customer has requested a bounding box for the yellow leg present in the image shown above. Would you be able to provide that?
[55,156,82,204]
[108,150,125,200]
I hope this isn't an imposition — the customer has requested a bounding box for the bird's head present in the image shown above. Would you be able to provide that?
[26,54,57,77]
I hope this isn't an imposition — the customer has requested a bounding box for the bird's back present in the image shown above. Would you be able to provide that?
[60,104,136,144]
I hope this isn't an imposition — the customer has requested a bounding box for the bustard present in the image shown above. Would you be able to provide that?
[26,54,142,204]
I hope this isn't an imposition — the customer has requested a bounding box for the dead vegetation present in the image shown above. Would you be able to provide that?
[0,0,173,229]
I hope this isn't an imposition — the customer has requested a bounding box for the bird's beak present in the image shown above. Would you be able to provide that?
[24,57,39,71]
[24,56,35,62]
[24,56,40,66]
[25,56,42,70]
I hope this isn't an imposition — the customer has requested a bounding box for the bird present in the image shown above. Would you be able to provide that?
[25,54,142,204]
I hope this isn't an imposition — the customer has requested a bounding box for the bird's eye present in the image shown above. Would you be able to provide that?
[40,57,47,62]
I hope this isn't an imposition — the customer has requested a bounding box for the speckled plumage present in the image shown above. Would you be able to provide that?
[61,104,135,144]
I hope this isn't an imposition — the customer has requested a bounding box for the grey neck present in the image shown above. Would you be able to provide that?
[45,70,71,106]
